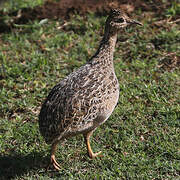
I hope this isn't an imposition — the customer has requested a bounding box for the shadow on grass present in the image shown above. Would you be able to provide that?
[0,152,48,179]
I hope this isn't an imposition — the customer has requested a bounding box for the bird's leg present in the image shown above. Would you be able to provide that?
[84,131,102,158]
[47,140,61,171]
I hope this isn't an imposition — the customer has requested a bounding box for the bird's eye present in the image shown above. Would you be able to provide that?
[114,18,124,23]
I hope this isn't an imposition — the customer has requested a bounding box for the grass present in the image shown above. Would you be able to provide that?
[0,0,180,179]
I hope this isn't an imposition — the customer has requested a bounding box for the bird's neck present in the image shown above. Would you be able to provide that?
[100,30,117,56]
[91,28,118,66]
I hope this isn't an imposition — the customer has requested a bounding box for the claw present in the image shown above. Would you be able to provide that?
[89,151,103,158]
[84,131,103,159]
[46,154,61,171]
[46,141,61,171]
[51,154,61,170]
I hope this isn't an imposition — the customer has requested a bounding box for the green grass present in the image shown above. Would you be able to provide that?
[0,0,180,179]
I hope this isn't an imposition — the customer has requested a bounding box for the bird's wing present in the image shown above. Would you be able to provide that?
[39,63,102,143]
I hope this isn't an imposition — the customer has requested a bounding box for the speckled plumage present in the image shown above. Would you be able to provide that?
[39,60,119,143]
[39,9,142,170]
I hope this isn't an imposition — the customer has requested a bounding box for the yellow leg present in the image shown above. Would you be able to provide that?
[84,131,102,158]
[47,141,61,171]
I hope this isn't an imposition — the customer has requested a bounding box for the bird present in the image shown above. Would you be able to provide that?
[39,9,142,170]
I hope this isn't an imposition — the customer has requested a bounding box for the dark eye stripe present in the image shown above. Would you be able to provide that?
[114,18,124,23]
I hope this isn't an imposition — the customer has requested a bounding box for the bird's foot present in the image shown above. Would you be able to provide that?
[89,151,103,159]
[46,155,61,171]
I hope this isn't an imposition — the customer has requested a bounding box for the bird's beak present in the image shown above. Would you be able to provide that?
[131,20,143,26]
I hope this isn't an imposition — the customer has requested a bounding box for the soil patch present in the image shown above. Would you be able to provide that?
[1,0,172,24]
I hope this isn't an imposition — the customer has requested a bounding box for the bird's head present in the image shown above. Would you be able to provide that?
[106,9,142,32]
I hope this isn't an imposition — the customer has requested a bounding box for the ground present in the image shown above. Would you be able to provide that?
[0,0,179,179]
